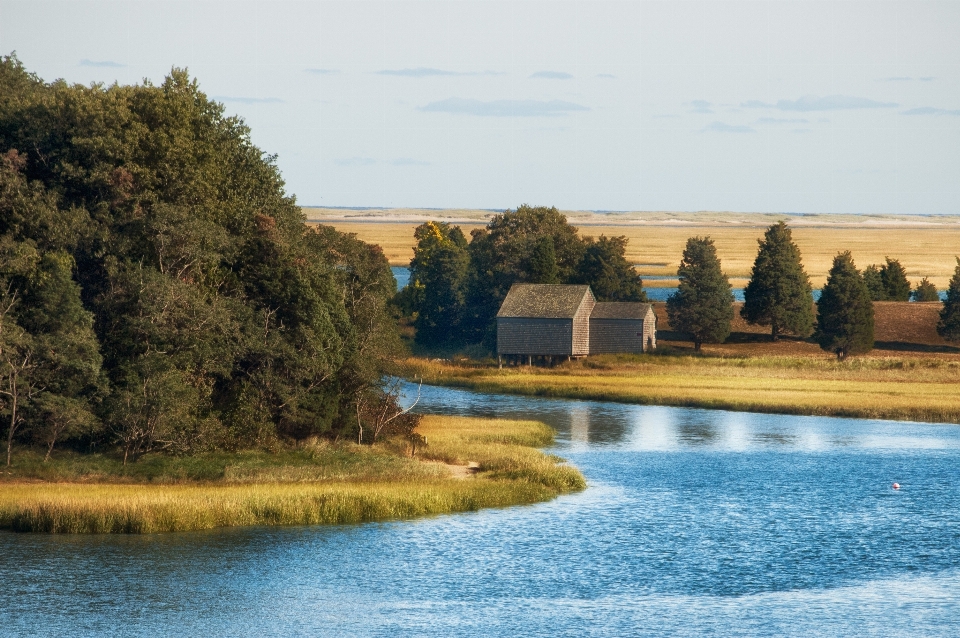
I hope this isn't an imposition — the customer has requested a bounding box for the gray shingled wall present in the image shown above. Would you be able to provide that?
[589,310,657,354]
[497,317,575,355]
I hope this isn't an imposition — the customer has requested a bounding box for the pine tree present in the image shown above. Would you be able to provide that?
[912,277,939,302]
[666,236,734,351]
[880,257,911,301]
[863,265,887,301]
[938,259,960,342]
[816,252,874,360]
[741,221,814,340]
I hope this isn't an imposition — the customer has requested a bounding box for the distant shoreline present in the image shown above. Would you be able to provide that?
[304,207,960,229]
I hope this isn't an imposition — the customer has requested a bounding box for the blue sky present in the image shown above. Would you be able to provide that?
[2,0,959,214]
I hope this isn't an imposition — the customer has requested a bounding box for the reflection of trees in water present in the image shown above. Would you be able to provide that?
[676,413,722,446]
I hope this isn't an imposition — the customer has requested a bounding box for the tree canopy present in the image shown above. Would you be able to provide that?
[816,252,874,360]
[912,277,939,302]
[740,221,814,340]
[938,259,960,342]
[0,55,402,462]
[666,236,734,351]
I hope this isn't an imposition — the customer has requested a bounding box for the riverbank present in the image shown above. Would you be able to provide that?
[0,416,585,534]
[401,355,960,425]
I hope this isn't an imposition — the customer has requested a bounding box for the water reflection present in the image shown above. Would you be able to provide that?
[404,383,960,453]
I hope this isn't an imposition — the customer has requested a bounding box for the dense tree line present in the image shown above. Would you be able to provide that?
[398,206,647,348]
[0,56,406,463]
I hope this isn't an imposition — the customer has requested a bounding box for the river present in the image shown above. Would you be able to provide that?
[4,384,960,636]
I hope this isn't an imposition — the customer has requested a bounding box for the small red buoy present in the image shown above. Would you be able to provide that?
[892,483,900,490]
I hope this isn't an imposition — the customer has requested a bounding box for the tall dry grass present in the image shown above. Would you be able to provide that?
[0,416,584,534]
[402,355,960,425]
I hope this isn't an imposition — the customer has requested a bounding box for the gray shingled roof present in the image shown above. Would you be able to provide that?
[496,284,593,319]
[590,302,654,320]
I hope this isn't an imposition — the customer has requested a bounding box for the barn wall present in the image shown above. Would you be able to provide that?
[645,312,657,350]
[571,295,596,356]
[497,318,574,355]
[589,319,647,354]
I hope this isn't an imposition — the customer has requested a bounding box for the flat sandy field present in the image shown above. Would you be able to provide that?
[305,208,960,288]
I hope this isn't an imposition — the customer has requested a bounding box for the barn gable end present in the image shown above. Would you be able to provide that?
[496,285,595,356]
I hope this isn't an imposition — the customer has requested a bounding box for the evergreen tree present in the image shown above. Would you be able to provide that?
[816,252,874,360]
[912,277,940,302]
[666,236,734,351]
[574,235,647,302]
[863,265,887,301]
[938,259,960,342]
[529,235,560,284]
[740,221,814,340]
[880,257,911,301]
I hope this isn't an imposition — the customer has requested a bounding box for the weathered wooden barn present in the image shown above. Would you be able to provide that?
[496,284,656,364]
[496,285,596,360]
[589,302,657,354]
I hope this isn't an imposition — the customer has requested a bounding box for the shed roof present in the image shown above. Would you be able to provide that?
[590,302,654,320]
[496,284,593,319]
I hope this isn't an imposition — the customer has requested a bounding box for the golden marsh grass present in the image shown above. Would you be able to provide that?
[0,416,584,534]
[314,218,960,289]
[402,356,960,425]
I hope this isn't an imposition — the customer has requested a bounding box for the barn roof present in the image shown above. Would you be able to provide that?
[590,302,654,320]
[496,284,593,319]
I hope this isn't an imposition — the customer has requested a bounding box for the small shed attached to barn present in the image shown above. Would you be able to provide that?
[496,284,596,360]
[589,302,657,354]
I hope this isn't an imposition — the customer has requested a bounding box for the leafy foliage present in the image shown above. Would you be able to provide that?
[741,222,814,339]
[938,259,960,342]
[666,236,734,351]
[406,205,647,348]
[816,252,874,360]
[0,55,401,462]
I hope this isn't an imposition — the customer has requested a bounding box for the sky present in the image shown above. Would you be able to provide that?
[1,0,959,214]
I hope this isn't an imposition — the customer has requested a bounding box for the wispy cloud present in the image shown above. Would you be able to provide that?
[902,106,960,116]
[305,68,338,75]
[742,95,898,111]
[214,96,284,104]
[419,98,589,117]
[335,157,377,167]
[702,121,755,134]
[375,68,501,77]
[689,100,713,114]
[529,71,573,80]
[80,59,124,68]
[596,73,616,79]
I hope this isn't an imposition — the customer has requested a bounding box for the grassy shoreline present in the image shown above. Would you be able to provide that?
[401,355,960,425]
[0,416,585,534]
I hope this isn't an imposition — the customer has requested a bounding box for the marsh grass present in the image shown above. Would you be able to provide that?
[0,416,584,534]
[402,355,960,424]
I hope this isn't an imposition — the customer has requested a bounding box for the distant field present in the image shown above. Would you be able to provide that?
[307,210,960,289]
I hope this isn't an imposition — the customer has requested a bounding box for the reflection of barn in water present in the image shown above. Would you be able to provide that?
[496,284,657,366]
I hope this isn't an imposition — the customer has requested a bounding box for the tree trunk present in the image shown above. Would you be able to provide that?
[694,340,702,352]
[6,371,17,467]
[771,323,780,342]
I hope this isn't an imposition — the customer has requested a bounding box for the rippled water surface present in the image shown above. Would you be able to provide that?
[5,385,960,636]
